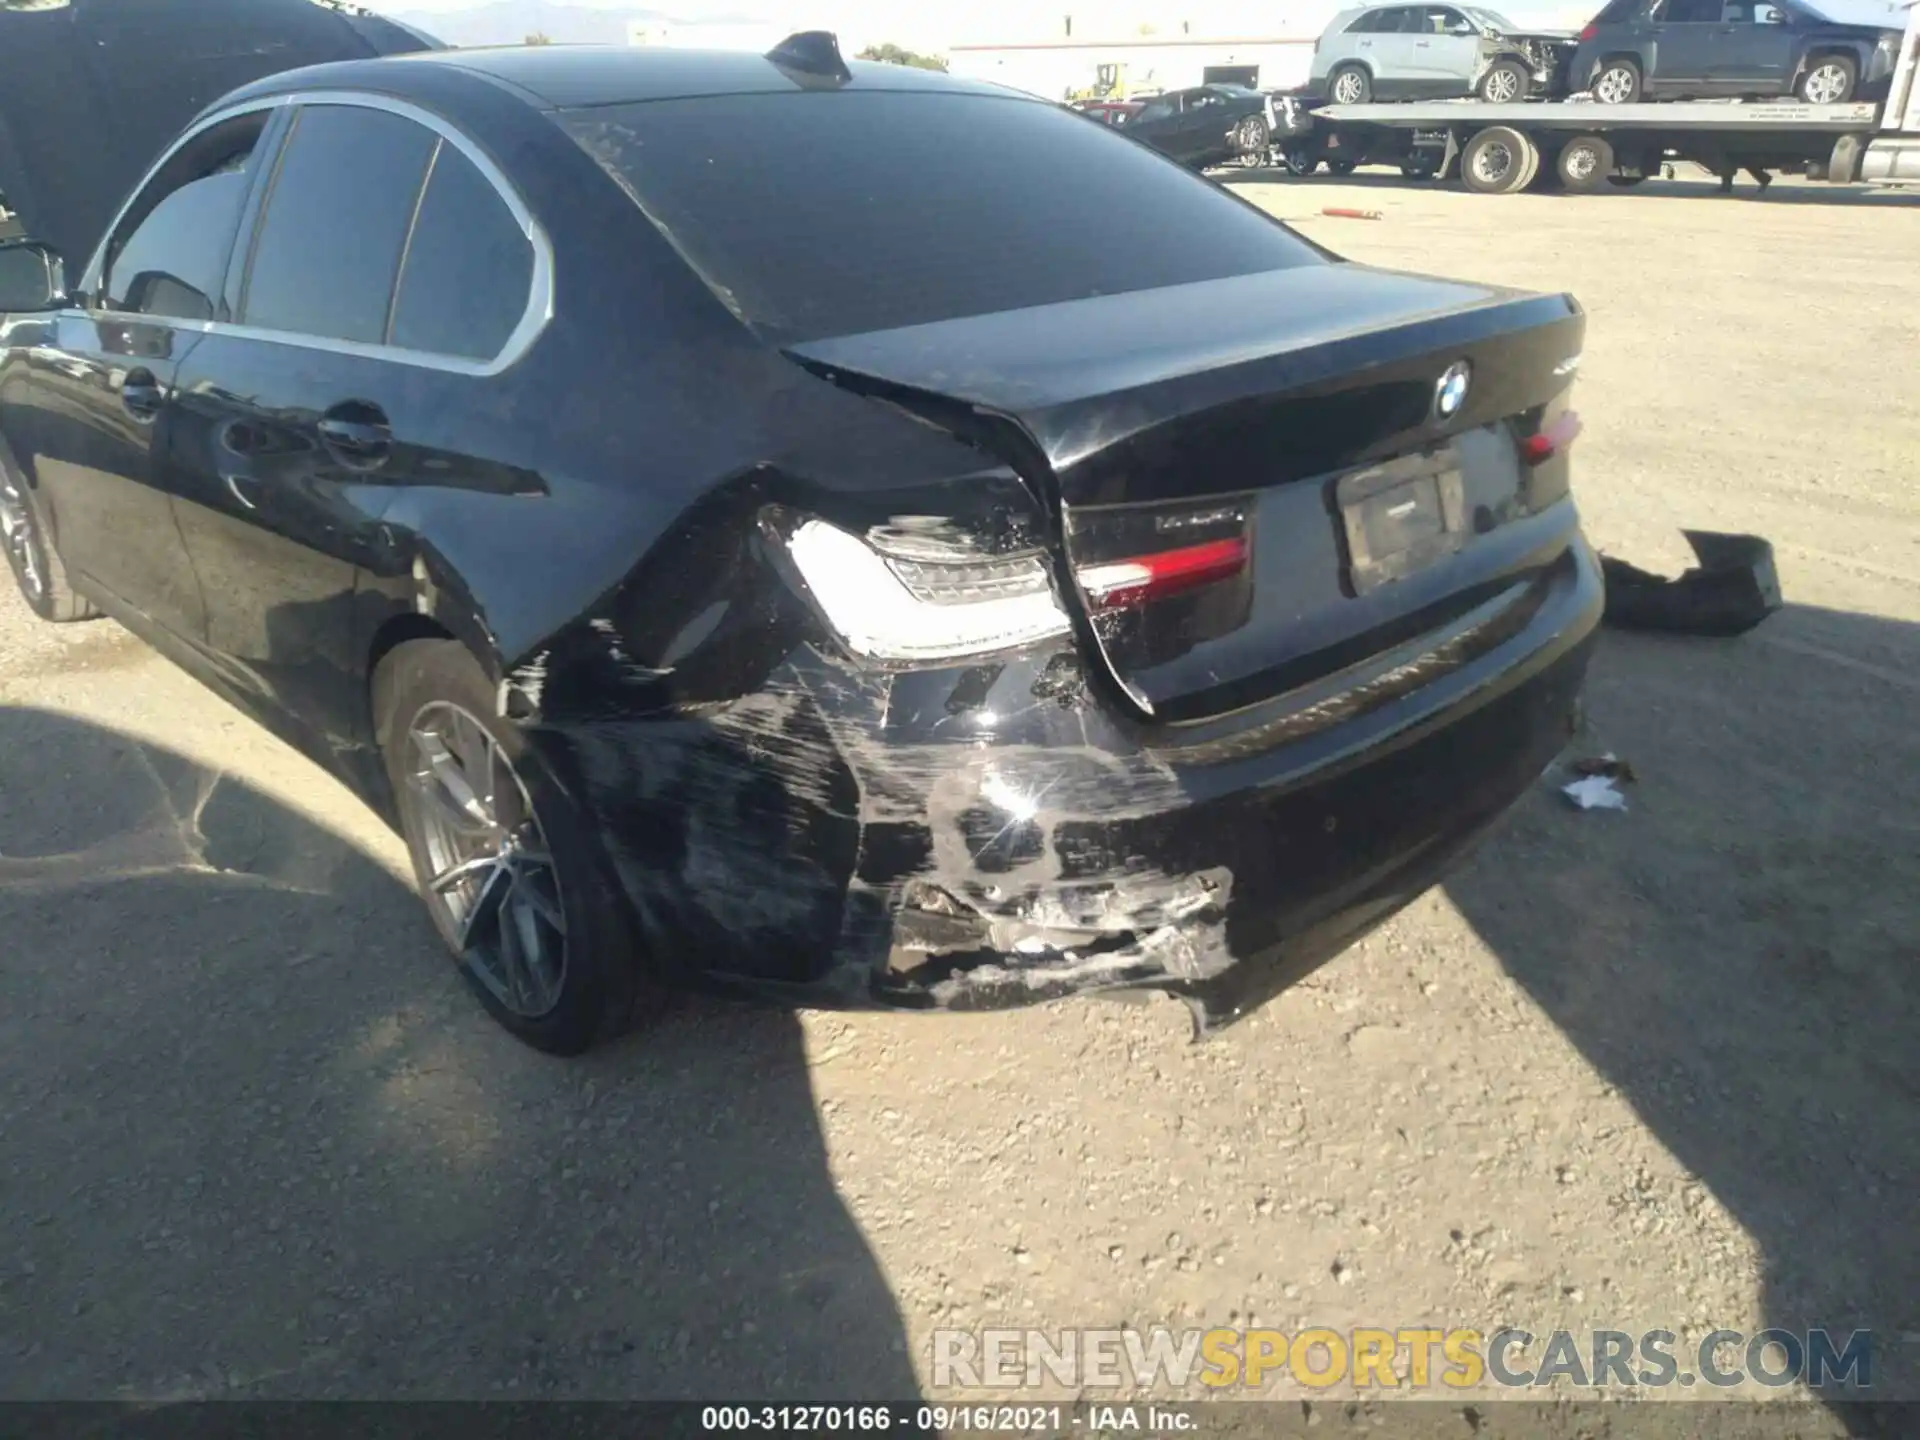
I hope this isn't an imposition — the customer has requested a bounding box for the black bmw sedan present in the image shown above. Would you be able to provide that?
[0,35,1602,1054]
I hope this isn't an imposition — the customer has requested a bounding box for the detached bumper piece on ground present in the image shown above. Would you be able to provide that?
[1601,531,1782,637]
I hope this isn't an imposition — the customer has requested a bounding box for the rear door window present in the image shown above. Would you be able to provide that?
[561,90,1322,345]
[388,143,535,361]
[239,104,436,345]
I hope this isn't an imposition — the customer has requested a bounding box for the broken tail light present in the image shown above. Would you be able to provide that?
[783,505,1255,664]
[785,520,1071,662]
[1520,410,1582,467]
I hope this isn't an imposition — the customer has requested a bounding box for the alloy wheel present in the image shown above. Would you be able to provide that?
[1802,62,1849,105]
[1594,67,1635,103]
[405,700,567,1017]
[1333,71,1365,104]
[1483,68,1521,103]
[0,471,45,603]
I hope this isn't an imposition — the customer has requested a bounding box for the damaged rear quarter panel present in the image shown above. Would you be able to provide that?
[513,518,1244,1013]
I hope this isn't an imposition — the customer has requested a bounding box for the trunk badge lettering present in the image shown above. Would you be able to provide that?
[1435,361,1472,420]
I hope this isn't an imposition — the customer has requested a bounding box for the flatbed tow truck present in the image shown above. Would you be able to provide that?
[1269,0,1918,192]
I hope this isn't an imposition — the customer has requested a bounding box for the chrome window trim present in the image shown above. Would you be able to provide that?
[76,90,556,379]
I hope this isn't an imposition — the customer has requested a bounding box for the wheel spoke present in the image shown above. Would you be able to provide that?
[452,710,500,818]
[411,731,495,834]
[512,863,567,935]
[496,898,536,1012]
[428,852,498,894]
[456,857,514,952]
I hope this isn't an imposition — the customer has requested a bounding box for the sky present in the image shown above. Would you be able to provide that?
[358,0,1058,51]
[351,0,1910,48]
[352,0,1592,50]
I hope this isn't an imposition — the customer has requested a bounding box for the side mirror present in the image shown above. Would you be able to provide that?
[0,240,68,313]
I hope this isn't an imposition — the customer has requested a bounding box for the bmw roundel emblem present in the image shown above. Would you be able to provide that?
[1434,361,1472,420]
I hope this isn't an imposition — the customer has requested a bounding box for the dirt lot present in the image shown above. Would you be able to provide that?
[2,172,1916,1424]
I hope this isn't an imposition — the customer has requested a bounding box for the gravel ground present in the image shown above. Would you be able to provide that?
[1,170,1915,1427]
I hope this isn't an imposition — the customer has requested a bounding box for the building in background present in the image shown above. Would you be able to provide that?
[947,28,1320,100]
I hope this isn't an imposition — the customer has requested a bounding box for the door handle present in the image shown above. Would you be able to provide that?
[1416,39,1432,46]
[317,402,392,473]
[120,368,163,423]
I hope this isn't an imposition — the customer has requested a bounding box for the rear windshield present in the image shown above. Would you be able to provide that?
[559,90,1322,345]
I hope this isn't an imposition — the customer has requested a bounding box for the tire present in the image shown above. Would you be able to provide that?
[1590,58,1642,104]
[1796,53,1856,105]
[374,638,656,1055]
[1826,132,1864,184]
[0,451,97,623]
[1556,134,1615,192]
[1233,114,1271,158]
[1459,125,1539,194]
[1279,143,1321,176]
[1328,65,1372,104]
[1516,140,1543,191]
[1326,158,1358,176]
[1477,58,1530,104]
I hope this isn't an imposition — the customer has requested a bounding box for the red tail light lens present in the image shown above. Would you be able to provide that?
[1577,23,1598,40]
[1078,536,1252,611]
[1521,410,1583,466]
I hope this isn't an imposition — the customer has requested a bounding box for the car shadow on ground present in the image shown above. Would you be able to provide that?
[1443,602,1919,1418]
[0,705,916,1400]
[1220,164,1920,205]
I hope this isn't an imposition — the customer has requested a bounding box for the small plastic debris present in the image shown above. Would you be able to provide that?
[1570,753,1637,784]
[1562,775,1628,812]
[1320,206,1383,220]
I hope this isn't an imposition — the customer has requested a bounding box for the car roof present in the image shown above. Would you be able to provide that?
[218,43,1025,113]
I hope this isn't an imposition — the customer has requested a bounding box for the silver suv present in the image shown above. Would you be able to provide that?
[1310,4,1578,103]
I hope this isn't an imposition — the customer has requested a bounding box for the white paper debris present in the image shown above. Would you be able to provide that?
[1563,775,1629,812]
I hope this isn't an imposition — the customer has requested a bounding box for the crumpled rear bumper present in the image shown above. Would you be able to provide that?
[542,540,1601,1034]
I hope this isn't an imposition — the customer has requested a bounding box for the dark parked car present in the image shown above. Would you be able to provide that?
[0,0,440,277]
[0,35,1601,1054]
[1122,84,1280,166]
[1571,0,1906,103]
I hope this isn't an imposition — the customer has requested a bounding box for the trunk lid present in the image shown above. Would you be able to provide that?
[787,263,1586,723]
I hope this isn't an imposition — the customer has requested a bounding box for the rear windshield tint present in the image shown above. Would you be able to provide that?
[559,90,1323,344]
